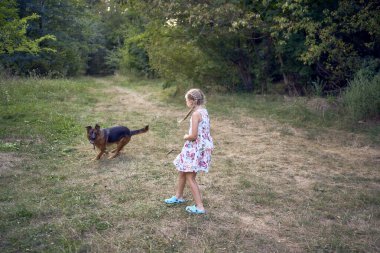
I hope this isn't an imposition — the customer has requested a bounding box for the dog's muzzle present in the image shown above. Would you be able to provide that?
[89,137,96,149]
[89,132,96,144]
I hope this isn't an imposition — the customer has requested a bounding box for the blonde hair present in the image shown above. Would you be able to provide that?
[185,88,206,105]
[178,88,206,124]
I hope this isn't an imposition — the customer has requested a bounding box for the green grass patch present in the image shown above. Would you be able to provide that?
[0,75,378,252]
[0,77,101,152]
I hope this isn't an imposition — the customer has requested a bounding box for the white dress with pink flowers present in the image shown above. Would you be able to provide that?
[173,108,214,173]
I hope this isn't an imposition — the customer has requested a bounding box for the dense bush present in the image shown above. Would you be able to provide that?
[343,71,380,121]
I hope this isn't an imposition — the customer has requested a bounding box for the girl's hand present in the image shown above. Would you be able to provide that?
[183,134,189,140]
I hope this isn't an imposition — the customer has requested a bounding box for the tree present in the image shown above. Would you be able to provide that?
[279,0,380,92]
[1,0,109,76]
[0,0,55,56]
[123,0,307,92]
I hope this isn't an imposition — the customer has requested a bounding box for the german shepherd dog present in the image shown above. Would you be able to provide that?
[86,124,149,160]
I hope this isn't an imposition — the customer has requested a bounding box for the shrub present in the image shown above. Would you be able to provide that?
[343,71,380,121]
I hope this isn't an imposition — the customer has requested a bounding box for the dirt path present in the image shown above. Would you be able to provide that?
[1,78,378,252]
[100,83,379,187]
[84,80,379,252]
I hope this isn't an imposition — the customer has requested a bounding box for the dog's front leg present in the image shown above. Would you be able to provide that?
[95,146,107,160]
[93,140,108,160]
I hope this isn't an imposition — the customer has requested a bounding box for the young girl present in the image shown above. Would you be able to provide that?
[164,88,214,214]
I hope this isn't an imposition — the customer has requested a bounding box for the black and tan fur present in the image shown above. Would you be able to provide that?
[86,124,149,160]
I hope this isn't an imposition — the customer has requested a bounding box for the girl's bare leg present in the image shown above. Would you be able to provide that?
[175,172,186,199]
[185,172,205,210]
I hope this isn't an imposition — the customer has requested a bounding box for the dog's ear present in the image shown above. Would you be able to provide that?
[85,126,92,132]
[95,124,100,130]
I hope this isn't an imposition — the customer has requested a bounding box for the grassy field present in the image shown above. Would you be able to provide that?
[0,75,379,252]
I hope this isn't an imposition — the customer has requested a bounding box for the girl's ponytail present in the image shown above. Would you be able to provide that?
[178,106,195,124]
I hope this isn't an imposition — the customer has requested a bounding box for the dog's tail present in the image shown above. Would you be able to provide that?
[130,125,149,136]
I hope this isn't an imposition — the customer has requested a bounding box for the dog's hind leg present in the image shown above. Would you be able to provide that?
[109,137,131,159]
[95,149,106,160]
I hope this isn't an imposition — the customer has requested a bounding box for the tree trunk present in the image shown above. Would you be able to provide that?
[39,0,46,31]
[236,60,254,92]
[277,53,298,96]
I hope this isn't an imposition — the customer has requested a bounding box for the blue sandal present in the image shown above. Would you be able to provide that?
[164,196,186,204]
[185,205,206,214]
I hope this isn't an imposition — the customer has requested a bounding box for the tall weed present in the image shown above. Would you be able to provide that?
[343,72,380,121]
[311,77,327,97]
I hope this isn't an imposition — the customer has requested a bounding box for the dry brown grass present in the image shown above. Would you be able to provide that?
[73,79,379,252]
[1,76,379,252]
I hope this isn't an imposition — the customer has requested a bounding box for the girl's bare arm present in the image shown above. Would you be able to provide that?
[184,111,201,141]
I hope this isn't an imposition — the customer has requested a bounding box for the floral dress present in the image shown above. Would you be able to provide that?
[173,108,214,173]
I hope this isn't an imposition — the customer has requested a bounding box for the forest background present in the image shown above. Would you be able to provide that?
[1,0,379,123]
